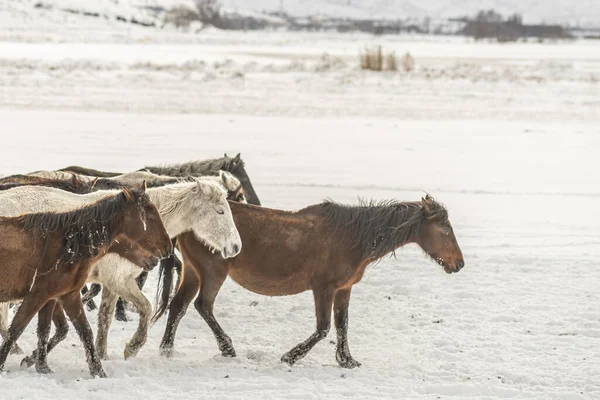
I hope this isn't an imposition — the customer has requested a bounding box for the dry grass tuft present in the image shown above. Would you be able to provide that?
[360,47,414,72]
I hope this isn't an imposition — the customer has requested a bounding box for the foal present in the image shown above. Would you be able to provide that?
[0,188,172,376]
[158,195,464,368]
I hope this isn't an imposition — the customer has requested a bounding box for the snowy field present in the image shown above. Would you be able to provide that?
[1,4,600,400]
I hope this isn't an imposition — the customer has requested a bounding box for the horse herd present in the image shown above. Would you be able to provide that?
[0,154,465,378]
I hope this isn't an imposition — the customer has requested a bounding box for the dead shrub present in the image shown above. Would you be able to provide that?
[165,5,199,29]
[401,52,415,72]
[360,46,383,71]
[360,47,408,72]
[386,52,398,71]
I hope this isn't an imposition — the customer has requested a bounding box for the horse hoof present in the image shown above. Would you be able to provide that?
[91,368,107,378]
[221,347,236,358]
[159,345,173,358]
[339,359,361,369]
[124,345,140,360]
[10,347,23,356]
[20,356,36,368]
[10,344,24,355]
[115,313,129,322]
[280,353,296,366]
[336,353,361,369]
[35,364,53,374]
[86,300,98,312]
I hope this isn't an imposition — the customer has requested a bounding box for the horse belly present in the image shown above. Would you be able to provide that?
[228,268,311,297]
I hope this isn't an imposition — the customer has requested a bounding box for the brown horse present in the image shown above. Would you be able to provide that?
[0,188,172,377]
[157,195,464,368]
[0,174,93,193]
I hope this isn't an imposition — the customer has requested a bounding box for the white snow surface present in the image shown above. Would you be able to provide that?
[1,8,600,400]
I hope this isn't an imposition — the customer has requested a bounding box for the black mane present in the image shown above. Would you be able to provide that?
[16,190,143,266]
[141,156,244,177]
[59,166,121,177]
[318,198,448,260]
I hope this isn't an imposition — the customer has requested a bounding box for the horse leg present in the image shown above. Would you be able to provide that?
[281,287,335,366]
[333,288,361,368]
[114,272,147,323]
[115,297,128,322]
[95,287,118,360]
[47,304,69,353]
[33,300,57,374]
[193,269,234,357]
[159,266,200,357]
[0,294,49,372]
[136,271,148,290]
[21,303,69,368]
[120,278,152,359]
[81,284,101,309]
[0,302,23,355]
[60,291,106,378]
[81,285,98,311]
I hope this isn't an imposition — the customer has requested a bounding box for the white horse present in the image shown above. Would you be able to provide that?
[28,170,176,188]
[0,173,242,365]
[91,171,247,360]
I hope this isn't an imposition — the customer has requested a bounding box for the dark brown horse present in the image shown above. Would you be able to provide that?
[157,195,464,368]
[61,153,262,206]
[0,188,172,377]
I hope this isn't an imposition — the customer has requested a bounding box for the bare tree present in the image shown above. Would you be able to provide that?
[194,0,221,25]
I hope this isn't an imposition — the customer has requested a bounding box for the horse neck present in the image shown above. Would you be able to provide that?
[146,184,192,237]
[322,201,423,265]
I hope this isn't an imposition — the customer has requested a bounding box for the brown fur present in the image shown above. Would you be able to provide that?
[158,195,464,368]
[0,175,92,194]
[0,189,172,377]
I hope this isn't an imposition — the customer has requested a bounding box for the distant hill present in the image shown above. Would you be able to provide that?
[6,0,600,29]
[219,0,599,26]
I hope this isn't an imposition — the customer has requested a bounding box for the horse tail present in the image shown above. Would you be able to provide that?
[152,238,180,324]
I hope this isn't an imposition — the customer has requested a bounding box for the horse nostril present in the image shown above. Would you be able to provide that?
[233,244,240,254]
[456,260,464,271]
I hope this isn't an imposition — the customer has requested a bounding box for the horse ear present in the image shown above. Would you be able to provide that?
[224,153,228,157]
[191,179,203,194]
[421,196,433,215]
[233,153,241,164]
[123,187,135,202]
[141,180,147,192]
[219,170,230,186]
[91,177,99,190]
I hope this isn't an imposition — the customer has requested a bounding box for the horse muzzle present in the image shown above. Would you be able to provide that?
[221,242,241,259]
[444,260,465,274]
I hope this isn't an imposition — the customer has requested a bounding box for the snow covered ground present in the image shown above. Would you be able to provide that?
[1,5,600,400]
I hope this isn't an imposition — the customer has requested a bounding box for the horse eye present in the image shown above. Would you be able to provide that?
[442,227,450,234]
[216,209,225,215]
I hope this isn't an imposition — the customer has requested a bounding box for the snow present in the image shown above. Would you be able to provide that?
[1,6,600,400]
